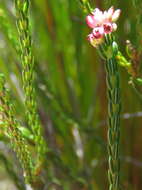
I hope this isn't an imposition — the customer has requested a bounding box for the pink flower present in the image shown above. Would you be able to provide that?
[103,23,113,34]
[93,26,104,39]
[86,7,121,29]
[87,33,95,42]
[86,6,121,47]
[86,15,97,28]
[87,33,104,47]
[86,8,104,28]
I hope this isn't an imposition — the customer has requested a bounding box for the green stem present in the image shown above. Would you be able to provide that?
[14,0,47,169]
[105,41,121,190]
[79,0,92,13]
[0,74,33,184]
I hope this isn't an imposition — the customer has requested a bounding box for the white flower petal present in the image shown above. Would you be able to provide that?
[112,23,117,31]
[112,9,121,22]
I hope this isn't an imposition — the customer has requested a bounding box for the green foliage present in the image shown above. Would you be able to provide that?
[14,0,47,171]
[0,74,33,184]
[103,39,121,190]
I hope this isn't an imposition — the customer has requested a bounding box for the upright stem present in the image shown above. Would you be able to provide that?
[105,41,121,190]
[14,0,47,169]
[0,74,33,184]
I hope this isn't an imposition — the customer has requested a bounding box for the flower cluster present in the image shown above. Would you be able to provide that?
[86,7,121,47]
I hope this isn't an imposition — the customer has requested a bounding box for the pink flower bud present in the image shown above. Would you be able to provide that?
[87,33,104,47]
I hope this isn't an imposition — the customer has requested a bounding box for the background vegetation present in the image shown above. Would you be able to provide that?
[0,0,142,190]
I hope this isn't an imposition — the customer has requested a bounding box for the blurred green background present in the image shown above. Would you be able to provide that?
[0,0,142,189]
